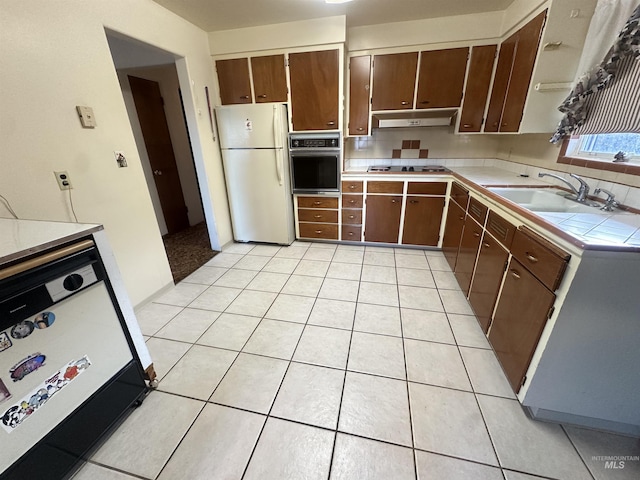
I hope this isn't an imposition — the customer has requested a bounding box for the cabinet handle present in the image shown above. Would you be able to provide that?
[410,200,419,204]
[459,216,464,220]
[502,122,508,126]
[315,230,323,234]
[483,242,490,248]
[240,95,250,99]
[525,252,538,263]
[257,94,267,99]
[391,199,398,203]
[327,121,336,126]
[314,215,322,219]
[463,124,472,128]
[509,269,521,279]
[357,127,365,131]
[473,231,480,238]
[348,232,354,236]
[349,185,356,189]
[349,200,356,204]
[401,101,410,106]
[420,100,430,104]
[348,215,355,219]
[313,201,321,205]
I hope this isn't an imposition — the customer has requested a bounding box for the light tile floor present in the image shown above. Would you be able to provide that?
[75,242,640,480]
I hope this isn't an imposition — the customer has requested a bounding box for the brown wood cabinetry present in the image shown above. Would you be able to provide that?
[459,45,497,132]
[342,194,363,209]
[342,180,364,193]
[297,195,339,240]
[442,200,466,271]
[367,181,403,194]
[364,195,403,243]
[298,209,338,223]
[341,181,363,242]
[289,50,340,131]
[450,182,470,209]
[403,196,445,246]
[468,231,509,332]
[299,223,338,239]
[297,197,338,209]
[485,11,546,132]
[371,52,418,111]
[416,48,469,109]
[454,216,483,295]
[349,56,372,136]
[216,58,252,105]
[251,55,287,103]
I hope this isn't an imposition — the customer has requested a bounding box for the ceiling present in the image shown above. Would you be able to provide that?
[153,0,516,32]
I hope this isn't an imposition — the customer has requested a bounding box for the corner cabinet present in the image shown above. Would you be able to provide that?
[215,58,252,105]
[402,182,447,246]
[459,45,497,132]
[289,49,340,131]
[416,48,469,109]
[348,56,372,136]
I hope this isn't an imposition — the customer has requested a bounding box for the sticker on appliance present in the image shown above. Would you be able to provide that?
[10,353,46,382]
[1,356,91,433]
[10,320,34,340]
[34,312,56,329]
[0,332,12,352]
[0,379,11,404]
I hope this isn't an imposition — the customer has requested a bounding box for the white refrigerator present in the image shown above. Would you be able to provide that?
[215,104,295,245]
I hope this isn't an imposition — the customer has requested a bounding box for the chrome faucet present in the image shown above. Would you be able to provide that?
[538,172,591,202]
[594,188,620,211]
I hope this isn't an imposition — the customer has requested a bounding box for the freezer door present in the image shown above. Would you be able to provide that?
[216,104,287,149]
[223,149,295,244]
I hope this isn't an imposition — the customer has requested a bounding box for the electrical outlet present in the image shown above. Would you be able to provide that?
[54,171,72,190]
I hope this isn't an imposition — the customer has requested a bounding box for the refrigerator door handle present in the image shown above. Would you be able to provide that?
[273,105,284,185]
[275,148,284,186]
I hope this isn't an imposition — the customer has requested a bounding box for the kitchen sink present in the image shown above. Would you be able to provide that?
[488,187,599,213]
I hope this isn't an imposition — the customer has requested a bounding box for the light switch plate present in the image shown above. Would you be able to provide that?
[76,106,96,128]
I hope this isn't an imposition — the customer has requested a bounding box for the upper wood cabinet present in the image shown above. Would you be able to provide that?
[371,52,418,111]
[485,10,547,132]
[251,54,287,103]
[349,56,371,136]
[416,48,469,109]
[289,49,340,131]
[216,58,252,105]
[459,45,497,132]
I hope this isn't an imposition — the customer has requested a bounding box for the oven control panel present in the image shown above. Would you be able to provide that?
[46,264,99,302]
[290,133,340,149]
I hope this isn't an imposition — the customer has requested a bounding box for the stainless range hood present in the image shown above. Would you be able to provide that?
[372,109,457,129]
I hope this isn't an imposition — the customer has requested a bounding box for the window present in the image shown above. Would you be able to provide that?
[569,133,640,164]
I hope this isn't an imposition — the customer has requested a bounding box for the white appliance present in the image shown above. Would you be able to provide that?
[216,104,295,245]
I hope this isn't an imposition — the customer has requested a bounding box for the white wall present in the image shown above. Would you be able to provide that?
[119,65,205,231]
[0,0,232,306]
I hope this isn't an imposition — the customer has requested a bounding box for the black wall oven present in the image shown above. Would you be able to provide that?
[289,133,341,194]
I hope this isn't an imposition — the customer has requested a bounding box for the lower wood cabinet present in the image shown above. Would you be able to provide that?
[298,223,338,240]
[364,195,403,243]
[468,232,509,332]
[297,196,339,240]
[488,258,556,392]
[402,196,445,246]
[454,215,483,295]
[442,201,466,271]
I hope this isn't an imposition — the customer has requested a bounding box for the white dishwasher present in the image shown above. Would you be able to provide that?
[0,239,148,479]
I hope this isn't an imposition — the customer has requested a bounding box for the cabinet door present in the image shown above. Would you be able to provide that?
[402,196,445,246]
[416,48,469,109]
[500,10,546,132]
[454,216,483,295]
[216,58,252,105]
[459,45,497,132]
[442,201,466,271]
[349,55,372,136]
[289,50,339,131]
[484,38,516,132]
[364,195,403,243]
[371,52,418,110]
[251,55,287,103]
[489,258,555,392]
[468,232,509,332]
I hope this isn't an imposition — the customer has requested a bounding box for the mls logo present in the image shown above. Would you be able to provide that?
[604,460,625,469]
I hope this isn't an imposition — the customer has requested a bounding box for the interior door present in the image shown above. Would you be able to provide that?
[128,76,189,234]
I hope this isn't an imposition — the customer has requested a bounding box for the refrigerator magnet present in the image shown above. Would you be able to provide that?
[34,312,55,329]
[10,320,35,339]
[0,332,12,352]
[0,378,11,404]
[10,353,46,382]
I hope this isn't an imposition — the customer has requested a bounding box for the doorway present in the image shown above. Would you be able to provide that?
[106,32,218,282]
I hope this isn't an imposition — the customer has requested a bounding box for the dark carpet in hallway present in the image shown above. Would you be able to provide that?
[163,222,217,283]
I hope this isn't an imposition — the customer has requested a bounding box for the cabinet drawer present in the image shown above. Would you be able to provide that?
[299,223,338,239]
[342,225,362,241]
[367,181,404,194]
[407,182,447,195]
[298,209,338,223]
[342,210,362,225]
[468,197,488,224]
[342,194,363,209]
[297,196,339,209]
[486,210,516,249]
[450,182,469,208]
[510,227,570,291]
[342,181,363,193]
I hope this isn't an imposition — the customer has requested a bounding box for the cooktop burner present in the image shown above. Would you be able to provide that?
[367,165,450,173]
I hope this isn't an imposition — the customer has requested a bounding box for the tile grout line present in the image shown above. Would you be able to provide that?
[559,424,597,480]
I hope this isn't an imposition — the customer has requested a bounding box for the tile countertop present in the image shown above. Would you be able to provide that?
[0,218,102,266]
[343,166,640,252]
